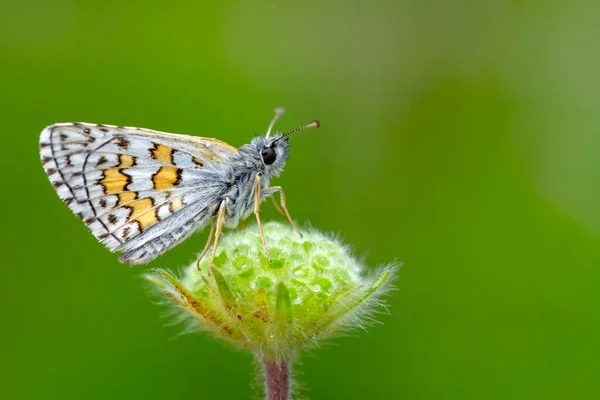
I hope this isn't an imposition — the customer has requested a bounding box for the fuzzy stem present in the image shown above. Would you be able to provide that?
[262,358,291,400]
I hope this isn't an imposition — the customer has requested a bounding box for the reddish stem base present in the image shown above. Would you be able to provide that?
[262,358,290,400]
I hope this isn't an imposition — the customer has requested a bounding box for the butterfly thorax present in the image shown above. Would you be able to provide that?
[222,134,290,227]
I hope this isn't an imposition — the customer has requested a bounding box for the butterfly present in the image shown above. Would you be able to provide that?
[39,107,320,267]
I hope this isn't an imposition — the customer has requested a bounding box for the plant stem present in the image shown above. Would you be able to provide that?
[262,357,291,400]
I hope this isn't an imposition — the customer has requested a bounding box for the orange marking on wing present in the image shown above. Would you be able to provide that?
[128,198,157,229]
[170,198,183,212]
[115,192,158,231]
[152,144,173,164]
[118,191,137,206]
[119,155,135,168]
[153,166,179,190]
[102,169,128,194]
[101,155,134,194]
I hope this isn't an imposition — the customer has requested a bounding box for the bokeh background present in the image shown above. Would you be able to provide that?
[2,1,599,399]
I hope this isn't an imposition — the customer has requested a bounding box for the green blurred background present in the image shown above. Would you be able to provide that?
[2,1,599,399]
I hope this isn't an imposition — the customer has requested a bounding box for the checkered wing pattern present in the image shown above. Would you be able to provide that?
[40,122,239,264]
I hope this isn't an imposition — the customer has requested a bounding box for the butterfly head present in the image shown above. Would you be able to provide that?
[252,119,320,177]
[245,134,289,178]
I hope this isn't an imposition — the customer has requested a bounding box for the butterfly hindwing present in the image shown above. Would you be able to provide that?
[40,123,239,264]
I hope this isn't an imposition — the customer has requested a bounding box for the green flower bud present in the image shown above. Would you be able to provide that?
[146,222,398,359]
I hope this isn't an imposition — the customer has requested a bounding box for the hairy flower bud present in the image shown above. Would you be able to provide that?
[146,222,397,360]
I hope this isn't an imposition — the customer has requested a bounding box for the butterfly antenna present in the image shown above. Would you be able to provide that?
[266,107,285,138]
[279,120,320,141]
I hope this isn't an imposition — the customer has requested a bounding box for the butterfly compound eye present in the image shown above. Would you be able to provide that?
[261,147,277,165]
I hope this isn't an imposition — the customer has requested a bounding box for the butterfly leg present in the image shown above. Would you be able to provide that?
[254,173,272,261]
[266,186,302,238]
[195,222,215,270]
[207,198,227,273]
[270,196,286,217]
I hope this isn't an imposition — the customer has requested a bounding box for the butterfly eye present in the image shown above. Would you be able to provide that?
[261,147,277,165]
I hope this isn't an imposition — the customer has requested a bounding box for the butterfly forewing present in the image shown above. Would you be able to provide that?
[40,123,239,264]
